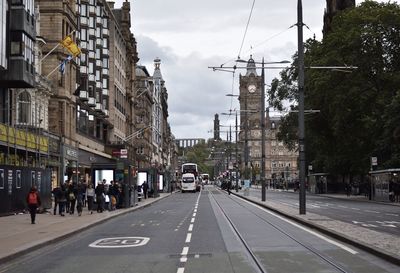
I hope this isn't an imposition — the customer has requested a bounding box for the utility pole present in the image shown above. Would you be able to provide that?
[235,112,239,192]
[298,0,306,214]
[261,58,266,201]
[244,95,249,180]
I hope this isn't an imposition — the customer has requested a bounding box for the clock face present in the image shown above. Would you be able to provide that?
[248,84,256,93]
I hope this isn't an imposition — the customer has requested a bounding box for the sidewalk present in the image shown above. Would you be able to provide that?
[233,188,400,266]
[0,193,171,264]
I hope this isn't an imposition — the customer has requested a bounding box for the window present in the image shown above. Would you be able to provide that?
[103,38,108,49]
[102,78,108,88]
[16,170,21,188]
[31,171,35,187]
[81,4,87,16]
[10,32,23,56]
[18,91,31,124]
[10,32,34,70]
[89,17,94,28]
[81,28,87,41]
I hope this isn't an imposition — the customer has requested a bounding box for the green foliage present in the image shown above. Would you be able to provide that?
[267,1,400,175]
[184,142,213,175]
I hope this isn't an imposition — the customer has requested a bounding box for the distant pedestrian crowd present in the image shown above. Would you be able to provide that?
[51,179,126,217]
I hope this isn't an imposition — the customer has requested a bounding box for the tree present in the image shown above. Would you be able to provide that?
[268,1,400,177]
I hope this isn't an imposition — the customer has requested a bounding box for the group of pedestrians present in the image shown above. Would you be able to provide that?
[51,179,124,217]
[51,181,86,216]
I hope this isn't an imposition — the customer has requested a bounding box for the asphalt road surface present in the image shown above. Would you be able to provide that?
[1,187,399,273]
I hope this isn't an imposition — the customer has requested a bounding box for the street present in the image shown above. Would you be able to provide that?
[1,186,399,273]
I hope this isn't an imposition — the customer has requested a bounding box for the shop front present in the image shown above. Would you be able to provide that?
[61,144,79,184]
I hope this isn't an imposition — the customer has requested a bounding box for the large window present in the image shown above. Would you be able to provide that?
[18,91,31,124]
[10,32,34,71]
[0,0,7,69]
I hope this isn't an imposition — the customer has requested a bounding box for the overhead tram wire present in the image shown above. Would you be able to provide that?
[218,24,296,69]
[237,0,256,60]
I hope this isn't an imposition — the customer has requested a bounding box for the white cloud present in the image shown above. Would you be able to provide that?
[114,0,397,139]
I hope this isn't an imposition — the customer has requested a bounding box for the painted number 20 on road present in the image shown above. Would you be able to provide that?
[89,237,150,248]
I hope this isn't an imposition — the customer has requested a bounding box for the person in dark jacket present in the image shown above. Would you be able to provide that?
[76,182,85,216]
[57,183,67,216]
[67,183,77,214]
[51,186,60,215]
[95,182,105,213]
[26,186,41,224]
[142,182,149,199]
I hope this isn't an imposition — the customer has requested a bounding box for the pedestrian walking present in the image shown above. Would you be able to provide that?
[76,182,85,216]
[57,183,67,216]
[227,180,231,195]
[95,181,105,213]
[51,186,60,215]
[26,186,41,224]
[67,183,77,214]
[85,183,95,214]
[142,181,148,199]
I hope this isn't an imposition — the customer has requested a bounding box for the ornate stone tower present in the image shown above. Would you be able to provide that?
[213,114,221,141]
[323,0,355,37]
[239,56,263,174]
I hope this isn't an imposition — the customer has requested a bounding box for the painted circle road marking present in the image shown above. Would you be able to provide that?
[89,237,150,248]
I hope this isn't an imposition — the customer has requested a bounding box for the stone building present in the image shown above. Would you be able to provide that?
[238,56,298,185]
[266,115,298,188]
[0,0,54,215]
[134,65,153,169]
[238,56,263,178]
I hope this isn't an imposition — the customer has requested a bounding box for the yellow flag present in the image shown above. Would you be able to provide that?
[60,36,81,57]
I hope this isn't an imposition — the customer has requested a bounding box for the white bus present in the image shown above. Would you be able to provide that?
[181,163,198,178]
[181,173,196,193]
[181,163,199,192]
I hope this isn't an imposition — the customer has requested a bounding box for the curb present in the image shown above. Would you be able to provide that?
[0,193,171,265]
[231,191,400,266]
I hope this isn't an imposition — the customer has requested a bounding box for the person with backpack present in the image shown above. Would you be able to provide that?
[26,186,41,224]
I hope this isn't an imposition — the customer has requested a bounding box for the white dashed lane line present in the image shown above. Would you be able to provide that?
[177,191,202,273]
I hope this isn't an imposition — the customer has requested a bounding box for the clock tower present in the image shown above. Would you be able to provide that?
[239,56,263,176]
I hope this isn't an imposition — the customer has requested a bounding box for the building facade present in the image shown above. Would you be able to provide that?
[0,0,176,214]
[238,56,263,178]
[0,0,53,215]
[238,56,298,185]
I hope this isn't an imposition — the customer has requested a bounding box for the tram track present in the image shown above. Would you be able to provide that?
[209,188,352,273]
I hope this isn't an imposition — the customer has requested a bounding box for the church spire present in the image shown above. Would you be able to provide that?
[246,55,257,76]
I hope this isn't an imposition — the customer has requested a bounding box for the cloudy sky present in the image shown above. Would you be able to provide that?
[114,0,394,141]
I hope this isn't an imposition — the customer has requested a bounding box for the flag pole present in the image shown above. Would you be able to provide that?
[37,30,76,67]
[46,62,63,78]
